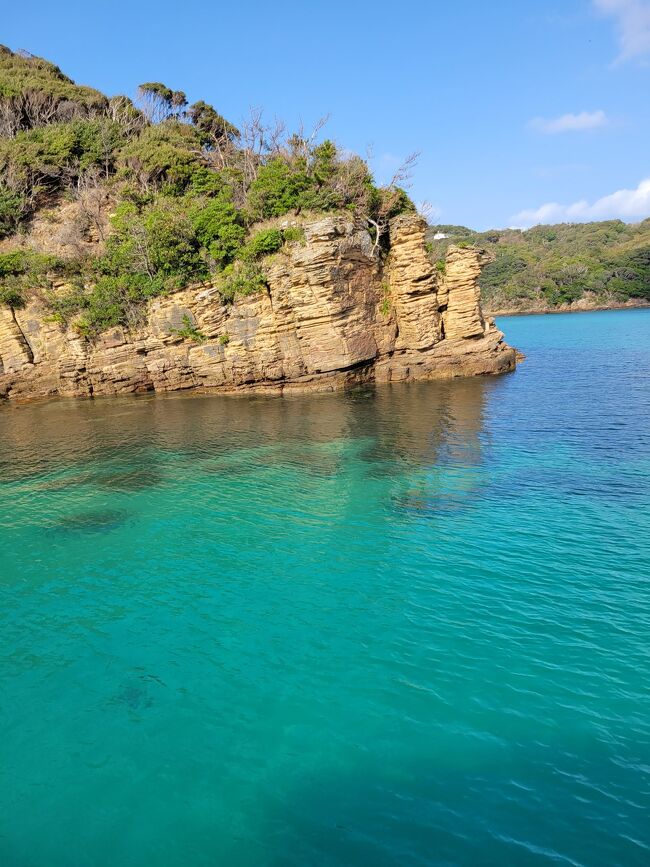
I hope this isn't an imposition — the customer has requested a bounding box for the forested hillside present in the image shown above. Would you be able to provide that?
[0,46,412,335]
[426,220,650,312]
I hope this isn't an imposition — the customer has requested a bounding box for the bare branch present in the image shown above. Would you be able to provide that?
[388,151,420,190]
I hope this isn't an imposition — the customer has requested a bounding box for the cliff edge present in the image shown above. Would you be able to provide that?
[0,215,516,401]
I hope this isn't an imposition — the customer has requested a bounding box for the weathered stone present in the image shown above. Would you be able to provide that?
[388,214,443,350]
[440,245,491,340]
[0,215,516,402]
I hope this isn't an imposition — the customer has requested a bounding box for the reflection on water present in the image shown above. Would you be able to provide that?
[0,378,490,517]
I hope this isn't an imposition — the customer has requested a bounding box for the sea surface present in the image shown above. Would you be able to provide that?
[1,309,649,867]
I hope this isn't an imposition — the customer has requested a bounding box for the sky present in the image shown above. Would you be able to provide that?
[3,0,650,229]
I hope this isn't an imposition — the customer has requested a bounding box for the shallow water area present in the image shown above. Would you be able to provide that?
[1,309,649,866]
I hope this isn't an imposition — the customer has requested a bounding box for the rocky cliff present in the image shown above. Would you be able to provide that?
[0,215,515,401]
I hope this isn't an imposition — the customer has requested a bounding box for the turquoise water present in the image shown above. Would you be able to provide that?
[1,309,649,866]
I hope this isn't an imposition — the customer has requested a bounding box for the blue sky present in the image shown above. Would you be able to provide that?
[3,0,650,228]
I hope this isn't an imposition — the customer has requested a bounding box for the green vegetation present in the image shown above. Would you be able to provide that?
[170,314,206,343]
[238,227,284,260]
[216,262,267,303]
[0,186,27,237]
[0,45,107,133]
[282,226,305,244]
[0,46,414,334]
[426,221,650,310]
[0,249,64,309]
[379,282,391,316]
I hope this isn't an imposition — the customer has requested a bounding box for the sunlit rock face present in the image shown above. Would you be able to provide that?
[0,214,516,401]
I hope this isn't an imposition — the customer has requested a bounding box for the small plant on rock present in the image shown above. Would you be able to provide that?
[170,313,206,342]
[379,282,392,316]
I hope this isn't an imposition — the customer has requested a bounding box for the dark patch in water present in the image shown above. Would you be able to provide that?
[486,468,649,505]
[35,472,95,492]
[363,461,405,479]
[203,451,341,479]
[303,459,341,478]
[285,451,342,478]
[114,683,153,711]
[202,461,253,478]
[139,673,166,686]
[393,493,473,516]
[92,468,164,491]
[111,673,166,711]
[54,509,128,533]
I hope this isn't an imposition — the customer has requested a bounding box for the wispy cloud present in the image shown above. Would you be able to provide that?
[594,0,650,63]
[511,178,650,226]
[529,110,608,133]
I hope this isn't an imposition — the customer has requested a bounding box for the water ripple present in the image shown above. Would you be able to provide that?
[0,309,649,866]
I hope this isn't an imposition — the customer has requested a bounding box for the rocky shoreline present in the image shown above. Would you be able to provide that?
[485,298,649,318]
[0,215,516,402]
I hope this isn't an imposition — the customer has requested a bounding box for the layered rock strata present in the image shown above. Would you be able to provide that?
[0,214,516,401]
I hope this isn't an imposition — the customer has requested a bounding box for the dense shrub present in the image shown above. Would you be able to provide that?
[0,250,27,276]
[216,262,267,303]
[188,190,246,265]
[480,252,528,290]
[117,121,205,193]
[99,201,205,282]
[246,157,312,220]
[0,119,123,192]
[541,281,583,306]
[0,249,63,309]
[0,45,107,136]
[282,226,305,244]
[238,228,283,260]
[0,187,27,237]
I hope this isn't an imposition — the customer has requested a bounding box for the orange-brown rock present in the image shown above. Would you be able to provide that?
[0,214,516,402]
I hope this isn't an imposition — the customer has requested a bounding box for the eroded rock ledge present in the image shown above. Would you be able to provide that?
[0,215,516,401]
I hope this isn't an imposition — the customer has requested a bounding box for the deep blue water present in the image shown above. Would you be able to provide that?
[1,309,649,866]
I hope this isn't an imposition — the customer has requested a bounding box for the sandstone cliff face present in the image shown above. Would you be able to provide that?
[0,215,516,401]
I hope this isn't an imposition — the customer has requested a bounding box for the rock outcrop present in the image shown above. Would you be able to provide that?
[0,215,516,402]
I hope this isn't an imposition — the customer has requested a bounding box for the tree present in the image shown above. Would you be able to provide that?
[107,95,145,137]
[187,101,239,142]
[365,152,419,255]
[137,82,187,123]
[187,100,240,169]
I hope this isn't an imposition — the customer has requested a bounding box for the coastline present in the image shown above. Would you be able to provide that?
[0,219,516,403]
[486,298,650,318]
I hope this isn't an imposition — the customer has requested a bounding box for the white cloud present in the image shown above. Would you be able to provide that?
[594,0,650,63]
[511,178,650,226]
[529,110,608,133]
